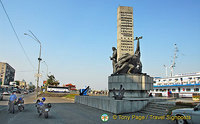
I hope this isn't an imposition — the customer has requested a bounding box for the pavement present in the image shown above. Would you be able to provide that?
[0,92,175,124]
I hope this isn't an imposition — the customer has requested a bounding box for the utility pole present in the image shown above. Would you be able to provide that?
[170,44,178,77]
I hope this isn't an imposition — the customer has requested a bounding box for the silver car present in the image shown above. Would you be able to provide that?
[172,104,200,124]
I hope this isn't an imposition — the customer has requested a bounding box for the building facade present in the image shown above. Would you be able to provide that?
[117,6,134,60]
[0,62,15,85]
[151,72,200,97]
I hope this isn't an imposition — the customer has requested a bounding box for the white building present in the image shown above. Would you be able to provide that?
[151,72,200,97]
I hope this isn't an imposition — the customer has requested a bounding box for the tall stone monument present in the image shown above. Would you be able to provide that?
[75,6,155,114]
[117,6,134,61]
[109,6,153,98]
[117,6,134,58]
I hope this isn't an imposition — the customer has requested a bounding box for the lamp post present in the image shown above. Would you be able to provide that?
[24,31,42,98]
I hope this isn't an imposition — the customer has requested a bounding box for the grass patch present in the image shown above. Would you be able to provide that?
[39,91,51,94]
[38,91,70,97]
[167,106,190,115]
[64,94,79,99]
[167,102,197,115]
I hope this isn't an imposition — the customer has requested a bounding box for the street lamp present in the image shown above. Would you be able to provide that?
[24,30,42,98]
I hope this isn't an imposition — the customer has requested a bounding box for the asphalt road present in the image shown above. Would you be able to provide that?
[0,93,175,124]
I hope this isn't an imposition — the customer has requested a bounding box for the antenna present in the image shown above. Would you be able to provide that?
[170,44,178,77]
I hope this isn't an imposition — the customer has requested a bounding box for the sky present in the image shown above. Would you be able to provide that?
[0,0,199,90]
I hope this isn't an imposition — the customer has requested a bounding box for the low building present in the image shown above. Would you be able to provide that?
[64,83,76,90]
[15,80,27,89]
[0,62,15,86]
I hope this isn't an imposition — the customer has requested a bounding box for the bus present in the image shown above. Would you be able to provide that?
[47,86,70,93]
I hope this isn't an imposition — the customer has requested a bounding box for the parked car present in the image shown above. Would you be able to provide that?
[0,93,3,100]
[2,91,11,95]
[15,89,22,94]
[24,91,28,94]
[171,104,200,124]
[12,89,17,93]
[16,90,21,94]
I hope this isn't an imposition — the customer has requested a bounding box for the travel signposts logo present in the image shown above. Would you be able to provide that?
[101,114,109,122]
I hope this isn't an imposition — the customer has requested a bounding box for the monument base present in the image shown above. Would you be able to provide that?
[75,96,173,114]
[75,96,148,114]
[108,74,153,98]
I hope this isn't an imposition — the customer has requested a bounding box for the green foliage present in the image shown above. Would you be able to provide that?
[64,94,78,99]
[46,75,60,87]
[15,81,20,85]
[192,95,200,98]
[175,101,196,107]
[29,85,36,90]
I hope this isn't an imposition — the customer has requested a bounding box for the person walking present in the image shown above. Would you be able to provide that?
[8,91,17,114]
[167,89,170,98]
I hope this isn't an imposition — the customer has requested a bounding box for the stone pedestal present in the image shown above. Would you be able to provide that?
[108,74,153,98]
[75,96,148,114]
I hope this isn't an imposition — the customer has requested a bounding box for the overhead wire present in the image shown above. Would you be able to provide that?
[0,0,35,69]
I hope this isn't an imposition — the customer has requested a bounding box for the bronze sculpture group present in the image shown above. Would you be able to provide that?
[110,37,143,75]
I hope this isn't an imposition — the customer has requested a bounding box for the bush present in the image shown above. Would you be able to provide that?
[175,101,196,107]
[192,95,200,99]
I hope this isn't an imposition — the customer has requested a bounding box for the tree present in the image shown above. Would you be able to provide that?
[29,85,36,90]
[15,81,20,86]
[54,81,60,87]
[46,75,60,86]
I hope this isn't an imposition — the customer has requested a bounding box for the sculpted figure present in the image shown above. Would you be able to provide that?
[114,53,134,75]
[110,37,142,75]
[110,47,117,73]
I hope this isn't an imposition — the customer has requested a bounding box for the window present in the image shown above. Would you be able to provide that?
[186,88,191,91]
[194,88,199,92]
[159,89,162,92]
[156,89,158,92]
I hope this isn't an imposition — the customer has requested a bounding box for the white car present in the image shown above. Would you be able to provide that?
[2,91,10,95]
[172,104,200,124]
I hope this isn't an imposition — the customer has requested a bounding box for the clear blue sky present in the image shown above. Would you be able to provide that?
[0,0,199,90]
